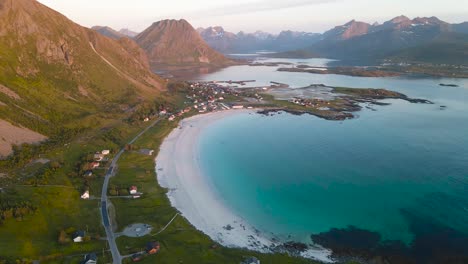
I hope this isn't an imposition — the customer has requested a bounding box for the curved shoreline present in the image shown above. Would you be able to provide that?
[156,110,332,263]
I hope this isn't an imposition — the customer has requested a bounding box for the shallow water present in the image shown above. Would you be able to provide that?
[195,59,468,254]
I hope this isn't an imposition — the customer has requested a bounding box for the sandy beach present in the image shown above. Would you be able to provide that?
[156,110,332,262]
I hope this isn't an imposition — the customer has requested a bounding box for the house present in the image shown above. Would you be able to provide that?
[102,150,110,155]
[72,230,85,243]
[241,257,260,264]
[131,253,144,262]
[168,115,175,121]
[90,162,100,169]
[159,110,167,115]
[81,253,97,264]
[146,241,160,254]
[81,191,90,200]
[232,105,244,109]
[139,149,154,156]
[129,186,138,195]
[143,117,150,122]
[94,153,104,161]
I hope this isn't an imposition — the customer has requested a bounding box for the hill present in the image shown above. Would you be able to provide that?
[135,19,232,67]
[0,0,164,156]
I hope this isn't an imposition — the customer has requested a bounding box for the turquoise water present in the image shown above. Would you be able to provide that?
[196,59,468,247]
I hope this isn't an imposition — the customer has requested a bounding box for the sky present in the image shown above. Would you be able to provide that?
[37,0,468,34]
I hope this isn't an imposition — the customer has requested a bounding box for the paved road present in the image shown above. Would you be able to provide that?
[100,118,161,264]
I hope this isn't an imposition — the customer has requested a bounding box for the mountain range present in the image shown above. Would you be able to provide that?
[197,16,468,65]
[197,26,322,53]
[302,16,468,64]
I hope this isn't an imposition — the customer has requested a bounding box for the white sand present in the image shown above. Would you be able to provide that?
[156,110,333,263]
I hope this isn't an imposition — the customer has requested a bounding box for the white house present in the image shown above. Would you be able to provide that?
[129,186,138,195]
[82,253,97,264]
[101,150,110,155]
[232,105,244,109]
[81,191,90,200]
[72,231,85,243]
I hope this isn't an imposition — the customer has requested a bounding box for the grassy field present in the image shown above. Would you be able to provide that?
[0,113,159,263]
[109,117,320,264]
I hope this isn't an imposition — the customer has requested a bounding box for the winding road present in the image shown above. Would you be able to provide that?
[100,118,161,264]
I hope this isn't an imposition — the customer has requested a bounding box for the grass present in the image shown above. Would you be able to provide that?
[0,114,157,262]
[0,186,104,259]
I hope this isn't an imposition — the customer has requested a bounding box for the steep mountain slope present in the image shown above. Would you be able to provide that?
[452,22,468,34]
[92,25,126,40]
[135,19,231,66]
[388,32,468,65]
[0,0,164,154]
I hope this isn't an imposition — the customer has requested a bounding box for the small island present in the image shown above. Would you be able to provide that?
[185,81,433,121]
[278,66,401,77]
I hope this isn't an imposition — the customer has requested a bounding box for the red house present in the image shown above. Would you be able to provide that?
[146,241,160,254]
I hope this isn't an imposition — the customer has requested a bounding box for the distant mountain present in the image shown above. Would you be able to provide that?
[198,27,321,54]
[0,0,163,148]
[135,19,231,67]
[119,28,139,38]
[274,30,322,51]
[92,26,126,40]
[293,16,468,65]
[387,32,468,65]
[451,22,468,34]
[322,20,371,41]
[198,26,238,53]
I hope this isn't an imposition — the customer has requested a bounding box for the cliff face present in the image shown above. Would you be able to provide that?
[135,19,231,66]
[0,0,164,139]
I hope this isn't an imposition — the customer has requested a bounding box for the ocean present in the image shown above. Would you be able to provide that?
[195,58,468,260]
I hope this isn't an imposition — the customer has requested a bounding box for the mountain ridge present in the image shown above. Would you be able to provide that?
[274,15,468,65]
[135,19,232,67]
[0,0,164,151]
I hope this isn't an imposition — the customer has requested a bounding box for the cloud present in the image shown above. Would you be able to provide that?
[150,0,340,22]
[197,0,341,17]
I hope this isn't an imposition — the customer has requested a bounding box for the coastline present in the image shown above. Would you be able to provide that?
[155,110,333,263]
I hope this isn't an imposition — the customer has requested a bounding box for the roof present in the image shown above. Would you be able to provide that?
[139,149,154,155]
[146,241,160,251]
[72,230,85,239]
[83,253,97,262]
[130,186,138,190]
[242,257,260,264]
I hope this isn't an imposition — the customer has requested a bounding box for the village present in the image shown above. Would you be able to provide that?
[69,81,271,264]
